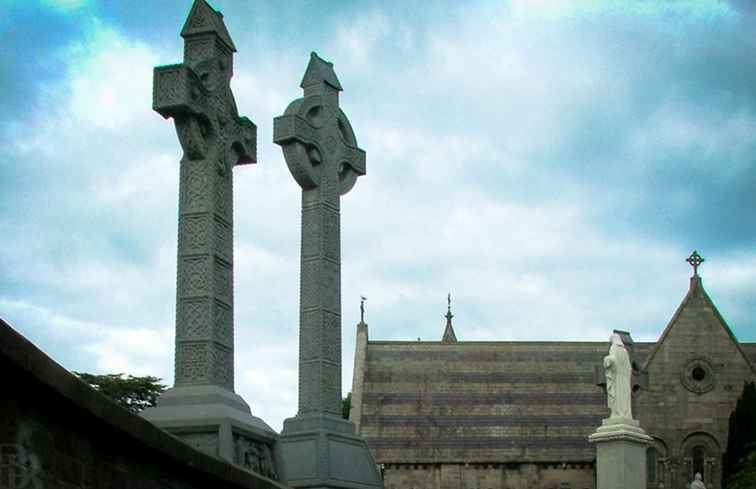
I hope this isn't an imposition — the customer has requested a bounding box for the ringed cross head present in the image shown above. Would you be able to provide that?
[152,0,256,171]
[273,52,366,196]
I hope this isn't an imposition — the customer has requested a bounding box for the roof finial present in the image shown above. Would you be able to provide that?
[686,250,705,277]
[360,295,367,323]
[442,292,457,343]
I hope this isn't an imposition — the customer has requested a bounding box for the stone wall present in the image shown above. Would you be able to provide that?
[0,318,288,489]
[380,463,594,489]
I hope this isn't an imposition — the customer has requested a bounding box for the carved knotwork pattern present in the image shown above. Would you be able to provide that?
[178,300,210,340]
[300,310,321,361]
[184,161,209,211]
[321,362,341,415]
[300,260,319,309]
[184,39,214,65]
[180,215,208,252]
[215,168,231,221]
[213,302,232,348]
[322,311,340,362]
[189,11,207,28]
[177,343,208,384]
[211,345,233,389]
[214,261,232,304]
[322,259,340,311]
[301,207,319,258]
[213,218,232,263]
[180,257,208,296]
[155,69,181,107]
[323,210,339,261]
[233,436,279,480]
[300,366,320,413]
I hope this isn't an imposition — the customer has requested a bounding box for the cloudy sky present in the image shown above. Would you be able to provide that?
[1,0,755,430]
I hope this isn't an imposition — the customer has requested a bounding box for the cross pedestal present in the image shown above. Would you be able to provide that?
[140,0,277,479]
[273,52,382,489]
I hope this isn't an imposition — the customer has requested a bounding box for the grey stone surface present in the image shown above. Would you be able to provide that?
[142,0,277,474]
[273,52,381,489]
[589,419,652,489]
[0,318,287,489]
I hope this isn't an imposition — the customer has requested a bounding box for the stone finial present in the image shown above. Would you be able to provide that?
[180,0,236,52]
[686,250,705,277]
[442,293,457,343]
[300,51,343,91]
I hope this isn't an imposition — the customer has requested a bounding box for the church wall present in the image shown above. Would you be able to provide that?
[381,463,595,489]
[637,280,756,489]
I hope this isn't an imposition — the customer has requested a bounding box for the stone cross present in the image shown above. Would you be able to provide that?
[152,0,256,391]
[274,52,366,416]
[686,250,705,277]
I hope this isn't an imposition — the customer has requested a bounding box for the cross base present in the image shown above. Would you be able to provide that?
[275,414,383,489]
[141,385,279,478]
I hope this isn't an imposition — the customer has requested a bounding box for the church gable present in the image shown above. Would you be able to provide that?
[643,274,754,383]
[637,263,755,487]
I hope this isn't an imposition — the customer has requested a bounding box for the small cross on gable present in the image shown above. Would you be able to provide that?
[686,250,705,277]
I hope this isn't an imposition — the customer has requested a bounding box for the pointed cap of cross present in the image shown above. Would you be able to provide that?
[181,0,237,52]
[300,52,343,91]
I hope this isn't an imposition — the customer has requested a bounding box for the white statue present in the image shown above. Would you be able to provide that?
[690,473,706,489]
[604,333,632,419]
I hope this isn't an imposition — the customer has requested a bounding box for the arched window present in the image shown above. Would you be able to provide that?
[693,445,706,479]
[647,447,657,483]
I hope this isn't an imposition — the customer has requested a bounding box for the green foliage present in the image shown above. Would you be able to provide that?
[342,392,352,419]
[725,447,756,489]
[74,372,166,413]
[723,382,756,488]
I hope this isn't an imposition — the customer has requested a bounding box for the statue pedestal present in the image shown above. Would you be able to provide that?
[589,418,653,489]
[275,414,383,489]
[142,385,279,478]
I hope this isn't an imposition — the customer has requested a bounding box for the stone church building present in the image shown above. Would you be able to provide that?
[349,262,756,489]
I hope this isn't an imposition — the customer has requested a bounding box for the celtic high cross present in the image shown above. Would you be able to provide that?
[152,0,256,391]
[274,52,366,416]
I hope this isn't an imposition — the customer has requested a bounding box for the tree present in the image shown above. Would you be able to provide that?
[74,372,166,413]
[723,381,756,488]
[725,448,756,489]
[342,392,352,419]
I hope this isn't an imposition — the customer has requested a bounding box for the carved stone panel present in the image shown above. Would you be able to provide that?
[213,217,232,264]
[179,215,210,254]
[213,259,232,305]
[176,343,209,385]
[233,435,278,480]
[177,298,211,341]
[300,310,321,362]
[182,160,210,213]
[212,301,233,348]
[210,344,233,390]
[180,257,210,297]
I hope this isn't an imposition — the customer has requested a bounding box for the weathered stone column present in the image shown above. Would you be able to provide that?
[141,0,277,478]
[273,52,383,489]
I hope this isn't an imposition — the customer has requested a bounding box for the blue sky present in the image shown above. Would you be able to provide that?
[1,0,755,430]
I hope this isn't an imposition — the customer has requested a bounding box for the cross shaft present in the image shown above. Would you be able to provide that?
[152,0,256,392]
[274,52,366,416]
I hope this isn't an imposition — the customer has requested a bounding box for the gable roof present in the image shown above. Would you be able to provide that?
[643,276,755,373]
